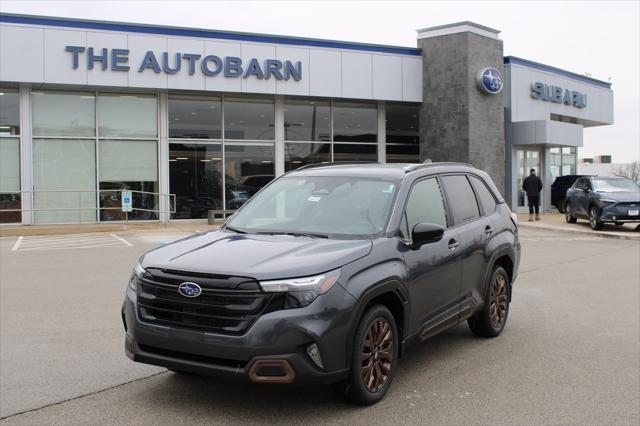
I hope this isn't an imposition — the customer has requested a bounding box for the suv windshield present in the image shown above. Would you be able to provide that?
[226,175,399,238]
[592,178,640,192]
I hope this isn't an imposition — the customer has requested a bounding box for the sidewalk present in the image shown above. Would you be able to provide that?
[517,213,640,240]
[0,221,221,237]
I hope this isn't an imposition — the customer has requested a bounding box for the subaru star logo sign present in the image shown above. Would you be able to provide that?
[476,67,504,95]
[178,282,202,298]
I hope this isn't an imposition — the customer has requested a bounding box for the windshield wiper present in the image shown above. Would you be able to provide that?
[256,231,329,239]
[223,225,247,234]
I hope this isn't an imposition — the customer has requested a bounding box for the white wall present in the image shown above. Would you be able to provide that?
[0,23,423,102]
[505,63,613,126]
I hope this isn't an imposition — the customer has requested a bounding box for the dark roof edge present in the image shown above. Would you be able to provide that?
[417,21,500,35]
[0,13,422,56]
[504,56,611,89]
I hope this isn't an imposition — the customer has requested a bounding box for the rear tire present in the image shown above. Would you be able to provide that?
[341,305,398,406]
[565,203,577,223]
[589,206,604,230]
[468,266,510,338]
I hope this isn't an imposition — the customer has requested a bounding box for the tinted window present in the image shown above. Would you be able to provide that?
[470,176,497,215]
[441,175,480,224]
[400,178,447,239]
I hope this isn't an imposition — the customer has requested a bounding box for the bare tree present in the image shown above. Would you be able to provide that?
[612,161,640,184]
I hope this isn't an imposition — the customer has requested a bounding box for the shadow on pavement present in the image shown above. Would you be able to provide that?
[133,325,480,421]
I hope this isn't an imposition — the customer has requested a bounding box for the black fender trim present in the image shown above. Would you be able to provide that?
[344,278,410,366]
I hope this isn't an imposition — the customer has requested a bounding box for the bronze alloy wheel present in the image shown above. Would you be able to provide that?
[489,273,508,329]
[361,317,394,392]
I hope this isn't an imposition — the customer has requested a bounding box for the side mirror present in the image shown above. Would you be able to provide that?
[411,223,444,247]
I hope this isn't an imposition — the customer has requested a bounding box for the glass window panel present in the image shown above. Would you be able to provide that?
[400,178,447,239]
[284,142,331,171]
[169,143,224,218]
[99,140,158,182]
[441,175,480,224]
[32,92,95,137]
[386,104,419,144]
[98,94,157,138]
[333,102,377,143]
[283,99,330,141]
[333,144,377,162]
[169,97,222,139]
[99,140,158,221]
[225,145,275,209]
[386,144,419,163]
[0,137,21,223]
[32,139,96,224]
[0,89,20,135]
[224,98,274,140]
[0,138,20,192]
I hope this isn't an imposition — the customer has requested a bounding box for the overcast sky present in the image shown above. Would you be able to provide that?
[2,0,639,162]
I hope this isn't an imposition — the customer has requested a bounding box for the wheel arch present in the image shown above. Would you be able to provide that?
[344,279,409,365]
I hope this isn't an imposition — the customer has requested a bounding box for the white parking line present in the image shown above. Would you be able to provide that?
[110,234,133,247]
[12,233,134,252]
[10,236,23,252]
[20,243,124,252]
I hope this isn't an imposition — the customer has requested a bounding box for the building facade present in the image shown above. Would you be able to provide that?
[0,15,614,224]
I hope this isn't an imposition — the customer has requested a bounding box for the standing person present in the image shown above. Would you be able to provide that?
[522,168,543,222]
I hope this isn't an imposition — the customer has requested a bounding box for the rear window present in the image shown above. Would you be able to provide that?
[470,176,497,215]
[441,175,480,225]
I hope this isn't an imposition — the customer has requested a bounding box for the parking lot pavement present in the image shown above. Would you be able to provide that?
[1,227,639,425]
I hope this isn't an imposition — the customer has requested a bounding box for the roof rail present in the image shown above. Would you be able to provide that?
[294,161,379,171]
[403,162,475,173]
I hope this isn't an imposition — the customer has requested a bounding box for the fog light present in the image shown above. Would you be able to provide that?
[613,216,617,221]
[307,343,324,369]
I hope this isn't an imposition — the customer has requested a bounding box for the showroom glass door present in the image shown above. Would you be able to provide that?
[516,149,541,213]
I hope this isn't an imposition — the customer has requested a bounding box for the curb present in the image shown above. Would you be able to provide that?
[518,222,640,241]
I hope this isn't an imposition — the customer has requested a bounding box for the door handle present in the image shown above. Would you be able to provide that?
[448,239,460,252]
[484,225,494,235]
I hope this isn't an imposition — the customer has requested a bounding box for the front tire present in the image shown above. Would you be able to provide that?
[589,206,604,230]
[468,266,510,338]
[342,305,398,406]
[565,203,577,223]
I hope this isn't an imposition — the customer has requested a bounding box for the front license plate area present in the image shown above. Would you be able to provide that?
[629,209,639,216]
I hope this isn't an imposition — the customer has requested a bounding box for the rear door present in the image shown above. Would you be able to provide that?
[466,175,500,308]
[440,175,485,316]
[399,177,462,336]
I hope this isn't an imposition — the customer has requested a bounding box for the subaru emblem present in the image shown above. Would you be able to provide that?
[178,282,202,298]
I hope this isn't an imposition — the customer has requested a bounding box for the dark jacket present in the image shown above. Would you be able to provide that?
[522,175,543,196]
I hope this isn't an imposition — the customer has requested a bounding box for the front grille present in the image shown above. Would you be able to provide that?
[136,268,272,335]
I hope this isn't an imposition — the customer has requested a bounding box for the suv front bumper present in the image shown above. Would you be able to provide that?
[122,283,356,384]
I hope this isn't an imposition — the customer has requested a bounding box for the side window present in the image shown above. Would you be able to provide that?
[399,178,447,239]
[470,176,497,215]
[575,178,585,190]
[441,175,480,225]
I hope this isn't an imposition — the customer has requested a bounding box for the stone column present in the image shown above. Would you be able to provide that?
[417,22,506,193]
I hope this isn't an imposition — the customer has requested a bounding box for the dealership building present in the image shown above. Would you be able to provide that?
[0,14,614,224]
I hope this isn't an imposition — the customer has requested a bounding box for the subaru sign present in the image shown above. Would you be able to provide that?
[65,46,303,81]
[476,67,503,95]
[530,82,587,108]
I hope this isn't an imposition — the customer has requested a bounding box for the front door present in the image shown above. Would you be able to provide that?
[516,149,542,213]
[399,177,462,336]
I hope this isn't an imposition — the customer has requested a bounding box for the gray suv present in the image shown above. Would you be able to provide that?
[122,162,520,405]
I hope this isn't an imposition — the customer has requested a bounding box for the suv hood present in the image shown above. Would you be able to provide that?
[141,230,373,281]
[597,191,640,202]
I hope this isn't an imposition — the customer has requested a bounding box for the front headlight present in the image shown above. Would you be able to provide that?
[128,263,146,291]
[600,199,617,207]
[259,269,340,308]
